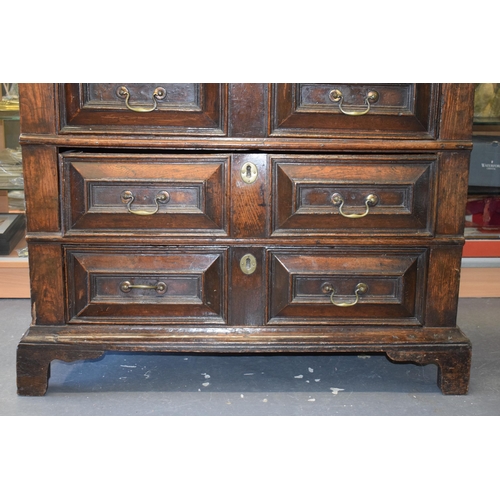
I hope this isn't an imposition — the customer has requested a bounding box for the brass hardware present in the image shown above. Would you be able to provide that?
[120,281,168,294]
[329,89,379,116]
[240,253,257,275]
[241,162,258,184]
[120,190,170,216]
[331,193,379,218]
[322,282,368,307]
[116,86,167,112]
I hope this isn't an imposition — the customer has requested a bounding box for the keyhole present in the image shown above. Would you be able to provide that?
[246,257,251,270]
[246,164,252,179]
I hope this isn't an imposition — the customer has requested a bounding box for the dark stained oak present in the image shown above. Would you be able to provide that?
[270,83,440,139]
[17,343,104,396]
[62,153,229,234]
[22,145,60,233]
[386,346,472,396]
[268,250,424,325]
[60,83,227,135]
[65,247,227,324]
[17,83,475,395]
[271,154,436,235]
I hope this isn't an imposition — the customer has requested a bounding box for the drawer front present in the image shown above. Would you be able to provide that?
[65,247,227,324]
[60,83,226,135]
[268,249,426,325]
[271,83,439,139]
[63,154,228,235]
[272,155,436,236]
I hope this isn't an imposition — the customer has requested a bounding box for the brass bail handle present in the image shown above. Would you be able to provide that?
[121,190,170,216]
[120,281,168,294]
[331,193,379,218]
[329,89,379,116]
[116,86,167,112]
[322,282,368,307]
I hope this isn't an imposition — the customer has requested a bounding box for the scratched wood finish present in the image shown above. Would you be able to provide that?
[18,83,57,135]
[22,145,60,233]
[434,150,471,236]
[27,242,65,325]
[16,83,474,396]
[228,84,267,137]
[438,84,475,140]
[425,245,464,327]
[230,153,269,238]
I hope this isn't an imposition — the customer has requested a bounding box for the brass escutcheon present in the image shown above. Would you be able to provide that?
[240,253,257,275]
[241,162,258,184]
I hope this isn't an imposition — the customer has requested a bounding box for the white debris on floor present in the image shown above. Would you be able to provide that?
[330,387,345,395]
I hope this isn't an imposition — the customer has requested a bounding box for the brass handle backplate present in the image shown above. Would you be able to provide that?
[322,282,368,307]
[116,86,167,112]
[331,193,379,218]
[120,190,170,216]
[329,89,379,116]
[120,281,168,294]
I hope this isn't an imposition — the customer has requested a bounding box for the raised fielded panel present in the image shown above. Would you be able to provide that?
[60,83,227,136]
[271,155,436,236]
[65,247,227,325]
[270,83,439,139]
[62,153,229,235]
[268,249,426,326]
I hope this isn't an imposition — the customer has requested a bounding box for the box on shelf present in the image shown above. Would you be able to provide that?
[0,213,25,255]
[469,136,500,188]
[465,196,500,232]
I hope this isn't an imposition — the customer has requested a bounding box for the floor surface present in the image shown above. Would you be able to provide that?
[1,298,499,416]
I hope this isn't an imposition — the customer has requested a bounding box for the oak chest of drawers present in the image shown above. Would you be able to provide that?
[16,83,474,395]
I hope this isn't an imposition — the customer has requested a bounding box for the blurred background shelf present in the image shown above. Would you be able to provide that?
[0,236,29,298]
[0,83,27,298]
[461,84,500,298]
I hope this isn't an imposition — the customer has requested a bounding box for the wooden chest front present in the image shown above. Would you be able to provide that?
[16,83,474,395]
